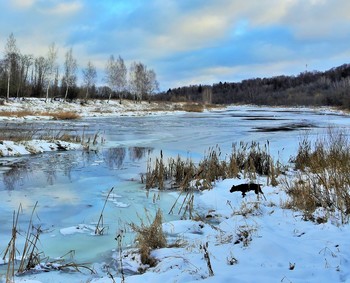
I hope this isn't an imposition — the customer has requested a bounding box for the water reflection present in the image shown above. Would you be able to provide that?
[103,146,153,170]
[129,146,153,161]
[0,147,154,190]
[3,160,31,190]
[104,147,126,169]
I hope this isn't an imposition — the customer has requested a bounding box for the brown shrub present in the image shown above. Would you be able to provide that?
[286,129,350,224]
[176,103,204,112]
[49,111,81,120]
[130,209,166,265]
[0,110,36,117]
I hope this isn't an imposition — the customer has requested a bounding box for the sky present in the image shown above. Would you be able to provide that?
[0,0,350,91]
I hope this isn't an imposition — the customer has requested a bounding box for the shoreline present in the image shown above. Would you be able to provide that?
[0,97,347,121]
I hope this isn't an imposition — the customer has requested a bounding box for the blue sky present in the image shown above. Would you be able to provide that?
[1,0,350,91]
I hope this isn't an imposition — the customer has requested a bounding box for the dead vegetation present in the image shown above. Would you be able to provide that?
[49,111,81,120]
[141,142,279,221]
[129,209,167,266]
[142,142,279,193]
[2,203,95,281]
[175,103,205,112]
[172,102,223,113]
[95,187,114,235]
[0,110,80,120]
[285,129,350,224]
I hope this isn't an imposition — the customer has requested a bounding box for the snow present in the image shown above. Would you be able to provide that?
[109,178,350,283]
[1,100,350,282]
[0,98,185,121]
[0,139,83,157]
[60,224,96,236]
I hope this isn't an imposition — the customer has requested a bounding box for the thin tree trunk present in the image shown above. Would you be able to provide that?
[7,74,10,101]
[64,84,69,101]
[45,81,50,103]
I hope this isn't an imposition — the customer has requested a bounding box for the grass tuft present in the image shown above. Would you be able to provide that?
[130,209,166,266]
[286,128,350,224]
[142,142,278,192]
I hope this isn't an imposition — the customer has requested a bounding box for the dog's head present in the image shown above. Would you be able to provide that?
[230,185,238,193]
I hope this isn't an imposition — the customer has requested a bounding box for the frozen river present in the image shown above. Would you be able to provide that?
[0,105,349,280]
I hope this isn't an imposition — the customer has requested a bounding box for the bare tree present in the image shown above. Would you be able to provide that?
[62,48,77,101]
[45,43,58,102]
[82,61,97,100]
[4,33,19,100]
[105,55,127,103]
[129,62,158,102]
[129,62,146,102]
[33,56,47,97]
[17,54,33,97]
[105,55,116,101]
[145,69,159,97]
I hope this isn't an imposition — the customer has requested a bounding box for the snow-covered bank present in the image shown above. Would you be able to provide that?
[0,98,186,120]
[0,97,347,121]
[13,175,347,283]
[89,177,350,283]
[0,140,82,157]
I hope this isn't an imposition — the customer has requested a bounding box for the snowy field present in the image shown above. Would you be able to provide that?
[0,99,349,283]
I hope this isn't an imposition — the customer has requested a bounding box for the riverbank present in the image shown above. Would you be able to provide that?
[0,98,215,121]
[0,97,347,122]
[0,98,181,156]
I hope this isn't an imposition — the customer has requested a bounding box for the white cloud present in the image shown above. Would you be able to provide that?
[12,0,37,8]
[40,1,83,15]
[146,0,296,57]
[147,0,350,59]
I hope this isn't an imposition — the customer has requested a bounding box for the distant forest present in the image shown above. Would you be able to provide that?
[154,64,350,109]
[0,33,159,102]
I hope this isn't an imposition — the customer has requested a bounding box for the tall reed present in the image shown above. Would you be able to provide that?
[286,129,350,224]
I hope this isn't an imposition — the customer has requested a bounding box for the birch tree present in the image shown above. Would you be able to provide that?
[105,55,127,103]
[82,61,97,100]
[4,33,19,100]
[129,62,146,102]
[45,43,58,102]
[62,48,77,101]
[145,69,159,96]
[129,62,158,101]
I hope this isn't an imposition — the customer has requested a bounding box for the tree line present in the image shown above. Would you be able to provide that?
[155,64,350,109]
[0,33,159,102]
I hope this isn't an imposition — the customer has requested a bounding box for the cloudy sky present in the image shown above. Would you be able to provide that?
[1,0,349,91]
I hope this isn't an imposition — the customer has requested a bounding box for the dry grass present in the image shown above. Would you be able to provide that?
[142,142,278,192]
[49,111,81,120]
[0,128,38,142]
[95,187,114,235]
[142,143,278,220]
[3,202,43,279]
[286,129,350,224]
[174,103,205,112]
[0,110,35,117]
[0,110,80,120]
[130,209,166,266]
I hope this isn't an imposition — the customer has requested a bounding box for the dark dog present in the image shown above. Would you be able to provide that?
[230,183,266,200]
